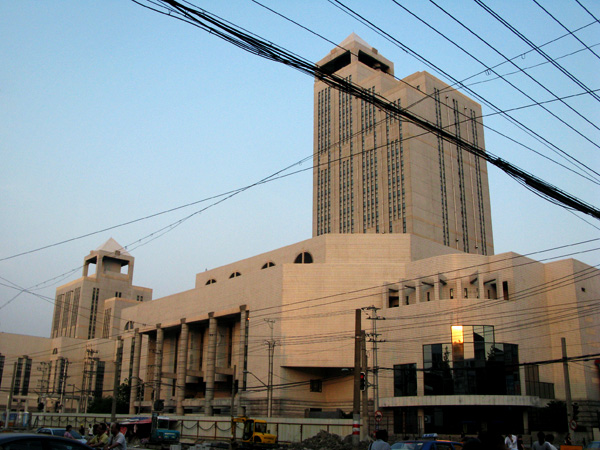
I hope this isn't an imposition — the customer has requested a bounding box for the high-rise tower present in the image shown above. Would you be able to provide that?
[313,34,494,255]
[51,238,152,340]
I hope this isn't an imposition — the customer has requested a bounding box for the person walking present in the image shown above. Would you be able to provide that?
[104,422,127,450]
[90,423,109,449]
[505,432,518,450]
[532,431,552,450]
[64,425,75,440]
[369,429,391,450]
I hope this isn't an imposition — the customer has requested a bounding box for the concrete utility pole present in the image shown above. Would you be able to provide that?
[562,338,574,433]
[59,360,70,413]
[363,306,385,413]
[4,362,18,430]
[111,337,123,423]
[360,330,368,440]
[265,318,277,418]
[353,309,361,449]
[37,362,50,412]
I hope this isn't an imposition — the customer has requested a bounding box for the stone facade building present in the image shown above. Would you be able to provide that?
[0,35,598,439]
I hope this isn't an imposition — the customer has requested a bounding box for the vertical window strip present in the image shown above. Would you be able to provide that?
[70,288,80,338]
[21,357,32,395]
[88,287,99,339]
[52,294,63,338]
[61,290,72,333]
[94,361,105,398]
[434,89,450,245]
[0,354,5,390]
[398,99,406,233]
[471,110,487,254]
[102,308,112,339]
[13,358,23,395]
[453,100,469,252]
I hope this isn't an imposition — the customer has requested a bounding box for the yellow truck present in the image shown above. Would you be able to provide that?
[231,416,277,448]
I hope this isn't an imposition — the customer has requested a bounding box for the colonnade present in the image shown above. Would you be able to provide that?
[128,305,248,415]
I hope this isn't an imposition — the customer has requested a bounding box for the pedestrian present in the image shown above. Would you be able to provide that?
[546,434,558,450]
[517,435,524,450]
[104,422,127,450]
[565,434,572,445]
[87,425,100,446]
[505,432,518,450]
[90,423,109,449]
[64,425,75,440]
[369,429,391,450]
[532,431,551,450]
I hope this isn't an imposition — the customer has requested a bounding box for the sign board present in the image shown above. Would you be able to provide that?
[569,420,577,431]
[374,410,383,422]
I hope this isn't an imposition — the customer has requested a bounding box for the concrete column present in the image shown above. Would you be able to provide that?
[478,270,485,300]
[416,282,422,303]
[434,275,441,302]
[176,320,189,416]
[497,273,505,300]
[418,407,425,436]
[523,409,529,435]
[205,313,217,416]
[154,324,164,405]
[237,306,248,415]
[129,329,142,414]
[400,284,406,306]
[456,278,463,300]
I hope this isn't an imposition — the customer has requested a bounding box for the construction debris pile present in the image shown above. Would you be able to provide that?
[281,430,371,450]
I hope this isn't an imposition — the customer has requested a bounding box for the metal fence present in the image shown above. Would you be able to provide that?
[30,413,355,444]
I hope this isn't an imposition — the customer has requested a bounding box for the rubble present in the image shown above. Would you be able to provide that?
[278,430,371,450]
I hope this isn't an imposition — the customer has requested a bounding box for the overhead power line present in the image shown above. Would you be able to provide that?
[330,0,600,183]
[532,0,600,63]
[475,0,600,104]
[132,0,600,221]
[411,0,600,178]
[256,0,599,186]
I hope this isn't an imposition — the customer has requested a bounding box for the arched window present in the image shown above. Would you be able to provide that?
[124,320,134,331]
[205,279,217,285]
[52,348,58,355]
[294,252,313,264]
[261,262,276,269]
[229,272,242,279]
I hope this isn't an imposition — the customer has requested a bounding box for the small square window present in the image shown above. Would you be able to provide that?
[310,379,322,392]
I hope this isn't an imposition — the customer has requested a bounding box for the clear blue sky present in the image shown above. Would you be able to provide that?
[1,1,598,337]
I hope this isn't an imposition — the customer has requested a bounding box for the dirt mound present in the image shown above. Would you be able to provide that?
[280,430,370,450]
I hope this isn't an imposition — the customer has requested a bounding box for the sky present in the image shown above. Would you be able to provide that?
[0,1,598,337]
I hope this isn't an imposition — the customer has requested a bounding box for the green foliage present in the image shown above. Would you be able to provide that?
[533,400,567,432]
[86,383,130,414]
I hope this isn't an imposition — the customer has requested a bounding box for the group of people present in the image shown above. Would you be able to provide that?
[64,422,127,450]
[505,431,572,450]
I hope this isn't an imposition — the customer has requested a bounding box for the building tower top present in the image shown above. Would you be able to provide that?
[83,238,134,282]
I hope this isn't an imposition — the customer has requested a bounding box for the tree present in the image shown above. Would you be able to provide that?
[86,383,130,414]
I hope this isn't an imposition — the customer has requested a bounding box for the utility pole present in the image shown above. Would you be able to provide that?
[360,330,368,440]
[4,362,18,430]
[59,360,69,413]
[81,349,98,413]
[353,309,361,449]
[37,362,50,412]
[111,337,123,423]
[363,306,385,413]
[264,319,276,418]
[562,338,574,433]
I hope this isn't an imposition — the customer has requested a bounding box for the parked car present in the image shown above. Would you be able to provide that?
[36,428,88,444]
[0,432,92,450]
[391,440,464,450]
